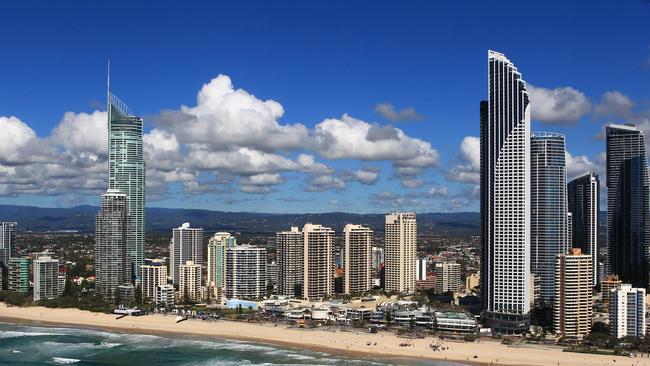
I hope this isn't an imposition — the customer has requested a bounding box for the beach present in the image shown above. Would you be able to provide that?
[0,303,644,366]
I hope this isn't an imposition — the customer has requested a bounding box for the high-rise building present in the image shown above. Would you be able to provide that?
[343,224,372,294]
[140,258,167,302]
[416,258,428,282]
[0,222,17,268]
[530,132,569,304]
[178,261,202,303]
[107,73,145,283]
[609,284,646,338]
[95,189,131,298]
[372,246,384,276]
[303,223,334,300]
[384,212,417,293]
[568,173,600,286]
[554,249,592,338]
[155,284,175,308]
[225,244,267,299]
[480,50,531,334]
[33,256,61,302]
[435,262,461,293]
[276,227,303,297]
[171,223,203,285]
[8,257,30,293]
[606,124,650,289]
[601,275,622,304]
[207,232,236,290]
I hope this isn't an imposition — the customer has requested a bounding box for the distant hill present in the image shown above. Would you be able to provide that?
[0,204,480,235]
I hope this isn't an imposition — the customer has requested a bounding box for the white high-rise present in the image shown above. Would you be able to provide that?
[303,223,334,300]
[171,223,203,285]
[33,256,61,302]
[277,227,303,297]
[225,244,267,299]
[343,224,372,294]
[609,284,646,338]
[435,262,461,293]
[480,50,531,334]
[384,212,417,293]
[140,258,167,302]
[178,261,202,303]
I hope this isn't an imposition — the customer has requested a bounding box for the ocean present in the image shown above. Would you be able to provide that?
[0,322,467,365]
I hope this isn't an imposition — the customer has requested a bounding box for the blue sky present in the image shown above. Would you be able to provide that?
[0,0,649,213]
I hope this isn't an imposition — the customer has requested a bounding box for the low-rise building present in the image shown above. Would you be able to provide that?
[156,284,175,308]
[609,284,646,338]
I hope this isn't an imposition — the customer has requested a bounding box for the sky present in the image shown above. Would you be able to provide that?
[0,0,649,213]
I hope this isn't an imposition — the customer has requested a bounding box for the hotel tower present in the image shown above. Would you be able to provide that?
[480,50,531,333]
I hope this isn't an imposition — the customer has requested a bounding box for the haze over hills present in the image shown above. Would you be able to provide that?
[0,204,480,235]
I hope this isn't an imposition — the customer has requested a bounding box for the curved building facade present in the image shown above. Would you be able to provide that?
[480,50,531,333]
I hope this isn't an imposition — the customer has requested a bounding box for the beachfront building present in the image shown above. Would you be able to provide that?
[171,223,203,286]
[33,256,61,301]
[107,84,145,283]
[531,132,569,304]
[225,244,267,300]
[207,232,236,297]
[480,51,532,334]
[568,173,600,285]
[156,284,175,308]
[303,223,334,300]
[609,284,646,338]
[140,259,167,302]
[95,189,131,298]
[554,249,592,338]
[435,262,461,293]
[277,226,303,297]
[384,212,417,293]
[178,261,202,303]
[8,257,30,293]
[606,124,650,289]
[343,224,372,294]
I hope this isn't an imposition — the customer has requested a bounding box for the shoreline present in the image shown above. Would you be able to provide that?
[0,304,639,366]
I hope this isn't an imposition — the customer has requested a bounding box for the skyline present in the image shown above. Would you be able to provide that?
[1,1,650,213]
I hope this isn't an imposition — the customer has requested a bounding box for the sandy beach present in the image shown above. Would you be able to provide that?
[0,303,645,366]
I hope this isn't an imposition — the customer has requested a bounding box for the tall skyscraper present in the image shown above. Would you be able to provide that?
[107,70,145,283]
[303,223,334,300]
[207,232,236,290]
[384,212,417,293]
[140,258,167,302]
[95,189,131,298]
[606,124,650,289]
[178,260,202,303]
[609,284,646,338]
[225,244,267,300]
[33,256,61,302]
[170,223,203,285]
[480,50,531,334]
[554,249,592,338]
[568,173,600,285]
[276,226,304,297]
[530,132,569,304]
[0,222,17,268]
[343,224,372,294]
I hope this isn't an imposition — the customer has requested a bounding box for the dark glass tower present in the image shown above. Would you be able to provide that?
[606,124,650,289]
[480,50,531,334]
[531,132,569,304]
[567,172,600,285]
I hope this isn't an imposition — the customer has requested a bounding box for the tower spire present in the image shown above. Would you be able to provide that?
[107,59,111,105]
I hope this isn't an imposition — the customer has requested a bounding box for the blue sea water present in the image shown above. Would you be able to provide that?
[0,322,467,365]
